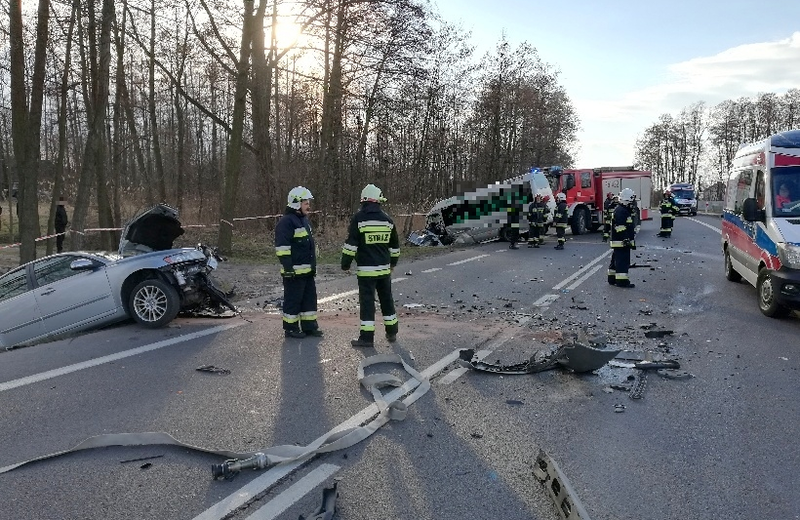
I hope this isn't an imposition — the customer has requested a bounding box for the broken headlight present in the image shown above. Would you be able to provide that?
[777,243,800,269]
[163,250,205,264]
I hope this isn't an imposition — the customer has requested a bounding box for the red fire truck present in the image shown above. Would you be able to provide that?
[544,166,653,235]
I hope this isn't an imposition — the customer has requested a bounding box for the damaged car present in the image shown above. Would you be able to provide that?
[0,204,235,348]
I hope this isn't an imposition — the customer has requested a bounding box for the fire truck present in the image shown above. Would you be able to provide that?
[544,166,653,235]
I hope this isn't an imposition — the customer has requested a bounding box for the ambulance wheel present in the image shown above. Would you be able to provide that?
[757,269,790,318]
[724,250,741,282]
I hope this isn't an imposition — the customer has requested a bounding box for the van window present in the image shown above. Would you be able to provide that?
[755,170,766,209]
[729,169,752,214]
[771,166,800,217]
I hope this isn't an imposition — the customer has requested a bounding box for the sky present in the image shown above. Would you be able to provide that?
[433,0,800,168]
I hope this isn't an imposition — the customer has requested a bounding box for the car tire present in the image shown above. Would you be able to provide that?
[724,249,742,282]
[757,269,790,318]
[129,278,181,328]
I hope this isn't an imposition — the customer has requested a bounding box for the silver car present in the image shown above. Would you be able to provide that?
[0,204,234,348]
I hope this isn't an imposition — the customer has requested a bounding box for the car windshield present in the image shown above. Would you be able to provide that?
[671,189,694,199]
[771,166,800,217]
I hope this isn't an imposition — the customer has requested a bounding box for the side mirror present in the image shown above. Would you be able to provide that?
[742,198,764,222]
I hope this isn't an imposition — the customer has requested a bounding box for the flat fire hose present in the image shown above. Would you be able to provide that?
[0,353,430,476]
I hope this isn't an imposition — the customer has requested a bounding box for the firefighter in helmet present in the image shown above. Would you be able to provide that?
[527,192,548,247]
[505,185,523,249]
[342,184,400,347]
[553,192,568,250]
[602,192,616,242]
[608,188,637,288]
[657,189,678,237]
[275,186,323,338]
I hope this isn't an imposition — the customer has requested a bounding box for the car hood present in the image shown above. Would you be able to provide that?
[119,204,185,256]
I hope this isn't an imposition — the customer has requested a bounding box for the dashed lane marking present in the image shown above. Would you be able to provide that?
[447,254,490,266]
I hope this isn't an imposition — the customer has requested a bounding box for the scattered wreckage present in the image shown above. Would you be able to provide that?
[408,167,556,246]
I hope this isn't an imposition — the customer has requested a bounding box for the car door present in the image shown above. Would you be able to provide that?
[0,266,46,347]
[32,255,117,338]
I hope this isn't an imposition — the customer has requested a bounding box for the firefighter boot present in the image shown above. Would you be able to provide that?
[351,337,375,348]
[554,244,564,250]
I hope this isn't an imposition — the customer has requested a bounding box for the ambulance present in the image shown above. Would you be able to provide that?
[721,129,800,317]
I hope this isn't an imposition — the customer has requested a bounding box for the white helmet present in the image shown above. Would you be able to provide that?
[287,186,313,210]
[619,188,635,204]
[556,192,566,202]
[360,184,386,203]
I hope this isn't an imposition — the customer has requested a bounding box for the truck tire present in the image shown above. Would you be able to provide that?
[757,269,790,318]
[570,208,588,235]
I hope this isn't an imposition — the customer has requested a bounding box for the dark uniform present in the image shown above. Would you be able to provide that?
[342,200,400,346]
[527,195,548,247]
[506,190,522,249]
[55,199,68,253]
[602,194,616,242]
[275,206,320,336]
[608,196,637,288]
[553,197,568,249]
[657,192,678,237]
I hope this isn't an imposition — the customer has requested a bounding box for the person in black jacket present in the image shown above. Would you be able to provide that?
[527,193,548,248]
[657,190,678,237]
[275,186,322,339]
[608,188,637,288]
[55,197,69,253]
[602,192,616,242]
[342,184,400,348]
[553,192,568,249]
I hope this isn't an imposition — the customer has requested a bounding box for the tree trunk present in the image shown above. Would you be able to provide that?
[217,0,255,255]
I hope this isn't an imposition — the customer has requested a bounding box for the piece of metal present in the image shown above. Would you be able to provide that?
[299,482,339,520]
[534,450,592,520]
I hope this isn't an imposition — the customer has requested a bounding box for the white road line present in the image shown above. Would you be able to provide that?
[245,464,340,520]
[421,267,441,273]
[447,254,490,266]
[552,249,612,290]
[0,323,245,393]
[565,264,605,291]
[318,277,407,305]
[686,216,722,234]
[440,348,493,385]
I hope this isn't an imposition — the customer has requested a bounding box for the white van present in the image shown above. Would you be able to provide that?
[722,129,800,317]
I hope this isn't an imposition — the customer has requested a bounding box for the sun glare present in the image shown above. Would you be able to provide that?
[272,19,304,50]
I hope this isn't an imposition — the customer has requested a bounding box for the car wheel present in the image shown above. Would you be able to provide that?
[724,249,741,282]
[129,278,181,328]
[757,269,790,318]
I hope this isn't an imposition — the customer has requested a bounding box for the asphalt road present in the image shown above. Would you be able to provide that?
[1,215,798,520]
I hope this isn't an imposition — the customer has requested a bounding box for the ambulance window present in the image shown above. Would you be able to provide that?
[755,171,766,209]
[732,170,752,214]
[581,171,592,188]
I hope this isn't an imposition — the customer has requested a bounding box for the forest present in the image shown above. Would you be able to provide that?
[0,0,578,261]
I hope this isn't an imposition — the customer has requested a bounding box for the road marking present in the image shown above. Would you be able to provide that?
[565,264,605,291]
[447,254,489,266]
[552,249,612,290]
[421,267,441,273]
[686,216,722,234]
[318,277,407,304]
[0,323,245,393]
[533,294,559,307]
[245,464,340,520]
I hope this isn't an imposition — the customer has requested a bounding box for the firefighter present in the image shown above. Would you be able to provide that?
[553,192,568,250]
[342,184,400,348]
[602,192,616,242]
[506,186,522,249]
[275,186,323,338]
[608,188,637,288]
[657,190,678,237]
[527,193,548,248]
